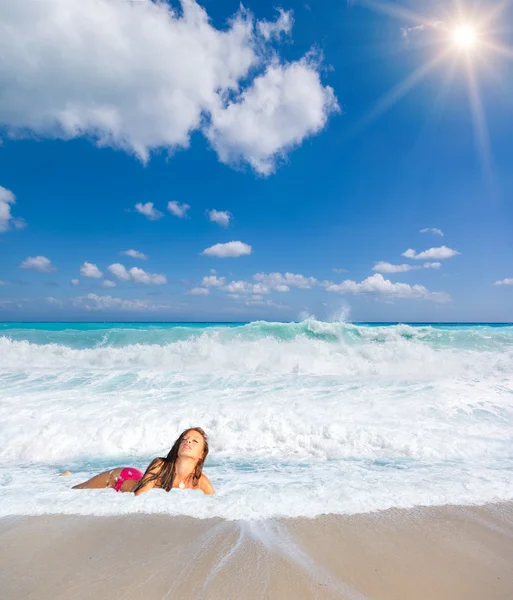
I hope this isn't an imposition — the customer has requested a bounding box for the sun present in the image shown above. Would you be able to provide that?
[452,24,479,50]
[353,0,513,183]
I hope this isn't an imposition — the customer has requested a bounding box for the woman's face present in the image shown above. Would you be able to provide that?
[178,429,205,461]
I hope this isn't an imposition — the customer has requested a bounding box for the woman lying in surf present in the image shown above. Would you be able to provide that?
[68,427,215,495]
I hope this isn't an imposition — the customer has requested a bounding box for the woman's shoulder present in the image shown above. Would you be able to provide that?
[198,473,215,495]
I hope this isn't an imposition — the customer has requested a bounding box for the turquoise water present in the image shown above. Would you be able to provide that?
[0,320,512,519]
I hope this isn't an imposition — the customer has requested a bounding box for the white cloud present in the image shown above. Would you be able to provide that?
[0,1,337,175]
[71,279,80,286]
[108,263,131,281]
[0,186,26,232]
[332,268,348,274]
[223,280,269,295]
[102,280,116,288]
[373,261,443,273]
[74,294,165,312]
[20,256,56,273]
[168,201,190,218]
[80,261,103,278]
[188,287,210,296]
[201,275,227,288]
[207,57,339,175]
[129,266,167,285]
[121,249,148,260]
[420,227,444,237]
[253,272,317,291]
[201,241,252,258]
[207,209,231,227]
[107,263,166,284]
[494,278,513,286]
[323,273,450,302]
[401,22,443,40]
[198,271,316,296]
[372,262,420,273]
[257,9,293,41]
[135,202,163,221]
[402,246,460,260]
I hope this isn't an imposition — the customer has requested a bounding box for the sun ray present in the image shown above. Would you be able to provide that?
[350,0,511,191]
[403,55,459,166]
[481,40,513,61]
[355,49,451,134]
[358,0,433,28]
[463,55,494,186]
[474,0,509,28]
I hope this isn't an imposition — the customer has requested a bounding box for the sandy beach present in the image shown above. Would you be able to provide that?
[1,502,512,600]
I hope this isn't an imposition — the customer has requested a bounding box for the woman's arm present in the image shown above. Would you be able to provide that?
[199,474,215,495]
[134,458,162,496]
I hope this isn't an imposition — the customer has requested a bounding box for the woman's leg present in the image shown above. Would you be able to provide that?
[72,468,123,490]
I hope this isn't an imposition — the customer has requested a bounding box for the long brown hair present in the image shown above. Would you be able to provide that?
[134,427,209,493]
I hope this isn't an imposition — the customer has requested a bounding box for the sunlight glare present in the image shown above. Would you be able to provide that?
[452,25,478,50]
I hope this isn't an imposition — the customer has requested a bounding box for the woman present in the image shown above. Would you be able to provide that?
[70,427,215,495]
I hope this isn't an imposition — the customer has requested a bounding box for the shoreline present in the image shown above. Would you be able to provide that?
[1,502,512,599]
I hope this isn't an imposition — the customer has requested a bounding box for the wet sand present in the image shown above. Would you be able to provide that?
[1,503,512,600]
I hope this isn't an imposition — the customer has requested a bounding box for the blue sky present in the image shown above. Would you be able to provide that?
[1,0,512,322]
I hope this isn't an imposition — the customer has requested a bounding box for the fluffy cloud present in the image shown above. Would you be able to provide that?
[257,8,293,41]
[207,209,231,227]
[201,241,252,258]
[107,263,131,281]
[168,201,190,218]
[135,202,163,221]
[102,280,116,288]
[223,280,269,295]
[121,249,148,260]
[107,263,166,284]
[0,1,337,175]
[201,275,227,288]
[332,268,348,274]
[207,58,338,174]
[0,186,26,232]
[188,287,210,296]
[129,267,167,285]
[80,261,103,278]
[402,246,460,260]
[372,262,420,273]
[323,273,450,302]
[420,227,444,236]
[198,271,316,295]
[74,294,165,312]
[199,274,267,295]
[494,278,513,286]
[71,279,80,286]
[253,272,317,291]
[20,256,56,273]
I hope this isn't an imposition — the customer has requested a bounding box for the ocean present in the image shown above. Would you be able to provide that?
[0,320,512,520]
